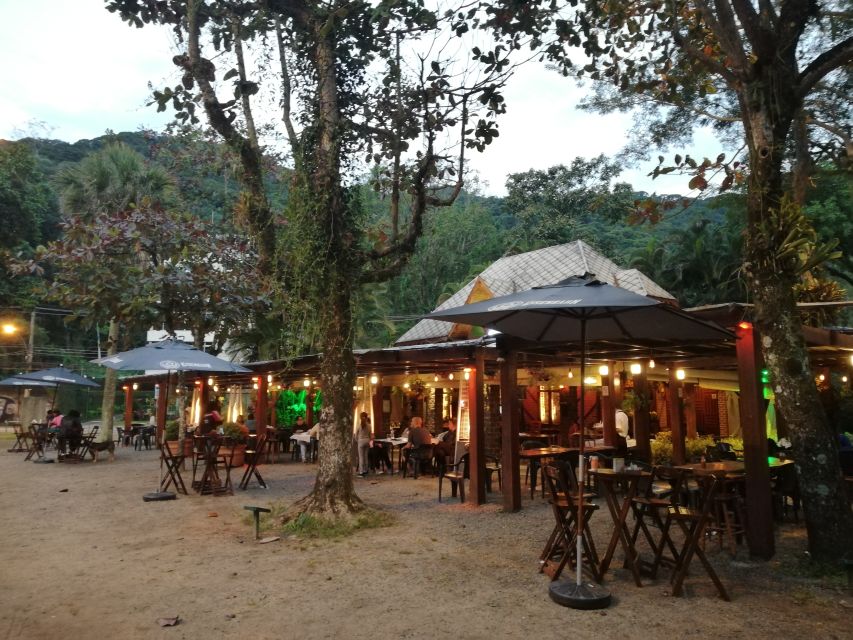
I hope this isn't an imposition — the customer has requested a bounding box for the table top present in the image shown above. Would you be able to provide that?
[374,437,407,446]
[677,457,794,474]
[589,468,651,478]
[519,446,575,458]
[290,432,313,443]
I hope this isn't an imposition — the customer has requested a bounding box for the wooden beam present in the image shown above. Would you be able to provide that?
[123,384,133,429]
[372,376,384,436]
[736,322,774,559]
[668,371,686,465]
[256,376,269,430]
[500,352,521,512]
[155,378,168,443]
[683,382,698,439]
[469,354,486,505]
[632,369,652,463]
[601,364,617,447]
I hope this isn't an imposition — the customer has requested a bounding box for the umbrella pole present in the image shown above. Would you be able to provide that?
[143,370,176,502]
[549,316,610,609]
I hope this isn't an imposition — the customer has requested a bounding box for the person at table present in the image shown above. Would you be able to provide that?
[369,435,393,474]
[402,416,431,468]
[355,412,372,477]
[299,421,319,463]
[48,409,63,430]
[294,415,306,431]
[433,418,457,465]
[200,401,223,435]
[57,409,83,455]
[615,408,630,439]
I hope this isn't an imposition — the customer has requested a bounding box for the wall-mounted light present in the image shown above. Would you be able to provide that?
[303,378,311,387]
[122,385,128,391]
[818,373,826,382]
[132,382,139,390]
[598,365,609,376]
[194,379,201,386]
[558,384,565,389]
[630,363,642,375]
[253,383,259,390]
[213,385,219,392]
[583,376,598,385]
[738,321,752,330]
[464,368,471,380]
[370,374,378,385]
[434,374,439,382]
[675,369,686,381]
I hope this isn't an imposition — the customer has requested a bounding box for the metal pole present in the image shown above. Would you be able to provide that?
[26,310,35,371]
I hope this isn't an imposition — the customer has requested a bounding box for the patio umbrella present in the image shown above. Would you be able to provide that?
[91,338,250,501]
[427,273,732,609]
[0,376,57,387]
[13,367,100,388]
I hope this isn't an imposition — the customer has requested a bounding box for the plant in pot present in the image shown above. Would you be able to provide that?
[221,422,248,467]
[164,420,193,457]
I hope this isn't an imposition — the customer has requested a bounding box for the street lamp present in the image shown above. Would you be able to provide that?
[0,320,32,370]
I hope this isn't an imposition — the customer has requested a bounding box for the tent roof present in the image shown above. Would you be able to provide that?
[397,240,675,345]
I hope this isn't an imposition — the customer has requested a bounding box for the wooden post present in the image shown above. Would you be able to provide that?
[633,368,652,463]
[468,354,486,505]
[155,379,168,442]
[270,389,278,428]
[500,352,521,512]
[684,382,698,439]
[613,370,625,407]
[736,321,774,559]
[601,364,616,446]
[434,386,444,428]
[256,376,269,430]
[123,384,133,429]
[305,383,314,427]
[198,377,209,420]
[668,371,686,465]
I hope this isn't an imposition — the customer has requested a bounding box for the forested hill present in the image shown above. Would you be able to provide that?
[3,131,850,351]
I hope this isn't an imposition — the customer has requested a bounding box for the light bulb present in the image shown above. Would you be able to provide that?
[253,383,258,390]
[568,371,574,379]
[598,365,609,376]
[403,382,410,389]
[842,376,848,383]
[207,377,214,386]
[449,373,454,380]
[613,376,620,387]
[818,373,825,382]
[434,375,439,382]
[676,369,686,381]
[464,371,470,380]
[303,378,311,387]
[267,374,273,383]
[370,374,378,384]
[132,382,139,390]
[648,358,656,369]
[630,363,642,375]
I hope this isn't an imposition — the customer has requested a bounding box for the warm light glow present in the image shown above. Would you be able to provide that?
[558,384,565,389]
[648,358,656,369]
[303,378,311,387]
[843,376,848,383]
[122,385,128,391]
[850,354,853,366]
[1,323,18,336]
[676,369,686,380]
[370,374,378,385]
[213,385,218,392]
[132,382,138,391]
[194,380,201,385]
[630,363,642,375]
[207,377,214,386]
[267,374,273,383]
[567,371,574,379]
[583,376,598,385]
[464,371,470,380]
[818,373,826,382]
[253,383,259,390]
[448,373,454,380]
[251,376,258,381]
[598,365,609,376]
[738,321,752,330]
[613,376,620,387]
[276,384,282,390]
[403,382,410,389]
[434,375,439,382]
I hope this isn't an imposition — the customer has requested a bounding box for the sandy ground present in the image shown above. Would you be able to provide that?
[0,443,850,640]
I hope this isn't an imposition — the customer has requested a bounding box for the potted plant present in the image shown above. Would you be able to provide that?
[221,422,248,467]
[164,419,194,457]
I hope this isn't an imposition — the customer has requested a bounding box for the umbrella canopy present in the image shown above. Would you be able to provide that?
[0,376,58,387]
[11,367,100,388]
[93,338,250,373]
[427,274,732,344]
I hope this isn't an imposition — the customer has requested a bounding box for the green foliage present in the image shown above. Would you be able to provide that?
[276,389,307,427]
[222,422,247,443]
[164,420,179,441]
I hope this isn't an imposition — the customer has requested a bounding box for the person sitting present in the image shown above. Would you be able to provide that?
[298,419,319,463]
[199,401,223,435]
[433,418,457,465]
[369,437,393,474]
[58,410,83,456]
[402,416,432,473]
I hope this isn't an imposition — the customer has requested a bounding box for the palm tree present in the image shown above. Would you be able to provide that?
[55,143,172,440]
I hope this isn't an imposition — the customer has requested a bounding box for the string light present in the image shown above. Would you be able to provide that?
[567,370,574,379]
[676,369,686,381]
[630,363,642,375]
[303,378,311,387]
[598,365,609,376]
[448,373,454,381]
[370,374,378,384]
[132,382,139,390]
[207,377,214,386]
[464,368,471,380]
[648,358,656,369]
[267,374,273,383]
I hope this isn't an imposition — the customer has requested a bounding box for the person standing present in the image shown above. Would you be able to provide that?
[356,412,372,477]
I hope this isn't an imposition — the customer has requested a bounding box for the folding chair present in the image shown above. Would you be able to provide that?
[653,473,730,600]
[8,425,28,452]
[240,434,268,490]
[630,466,687,574]
[159,441,188,495]
[25,425,45,461]
[540,463,602,582]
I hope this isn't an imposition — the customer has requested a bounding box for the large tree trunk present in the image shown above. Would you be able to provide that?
[741,70,853,561]
[289,24,364,519]
[98,318,119,442]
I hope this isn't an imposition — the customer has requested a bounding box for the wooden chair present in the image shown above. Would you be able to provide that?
[710,474,747,556]
[159,441,188,495]
[540,463,602,582]
[521,439,547,498]
[630,466,687,571]
[25,425,45,461]
[770,464,800,523]
[484,454,502,492]
[8,425,28,452]
[438,453,468,502]
[240,434,268,490]
[653,473,730,600]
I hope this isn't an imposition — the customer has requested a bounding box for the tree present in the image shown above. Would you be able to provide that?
[485,0,853,559]
[108,0,512,521]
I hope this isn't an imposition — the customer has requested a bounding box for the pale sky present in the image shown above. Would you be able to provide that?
[0,0,715,196]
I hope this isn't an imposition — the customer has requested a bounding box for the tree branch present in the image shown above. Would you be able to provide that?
[798,35,853,98]
[275,17,300,157]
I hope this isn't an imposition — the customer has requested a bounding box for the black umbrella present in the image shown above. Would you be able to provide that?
[93,338,251,374]
[428,274,732,609]
[0,376,57,387]
[13,367,100,388]
[92,338,250,501]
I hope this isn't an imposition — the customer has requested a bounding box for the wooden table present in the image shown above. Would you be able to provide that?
[589,468,652,587]
[677,456,794,475]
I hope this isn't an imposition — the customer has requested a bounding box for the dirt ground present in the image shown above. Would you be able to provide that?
[0,443,850,640]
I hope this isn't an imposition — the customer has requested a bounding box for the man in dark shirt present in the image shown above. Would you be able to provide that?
[402,416,431,471]
[433,418,457,464]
